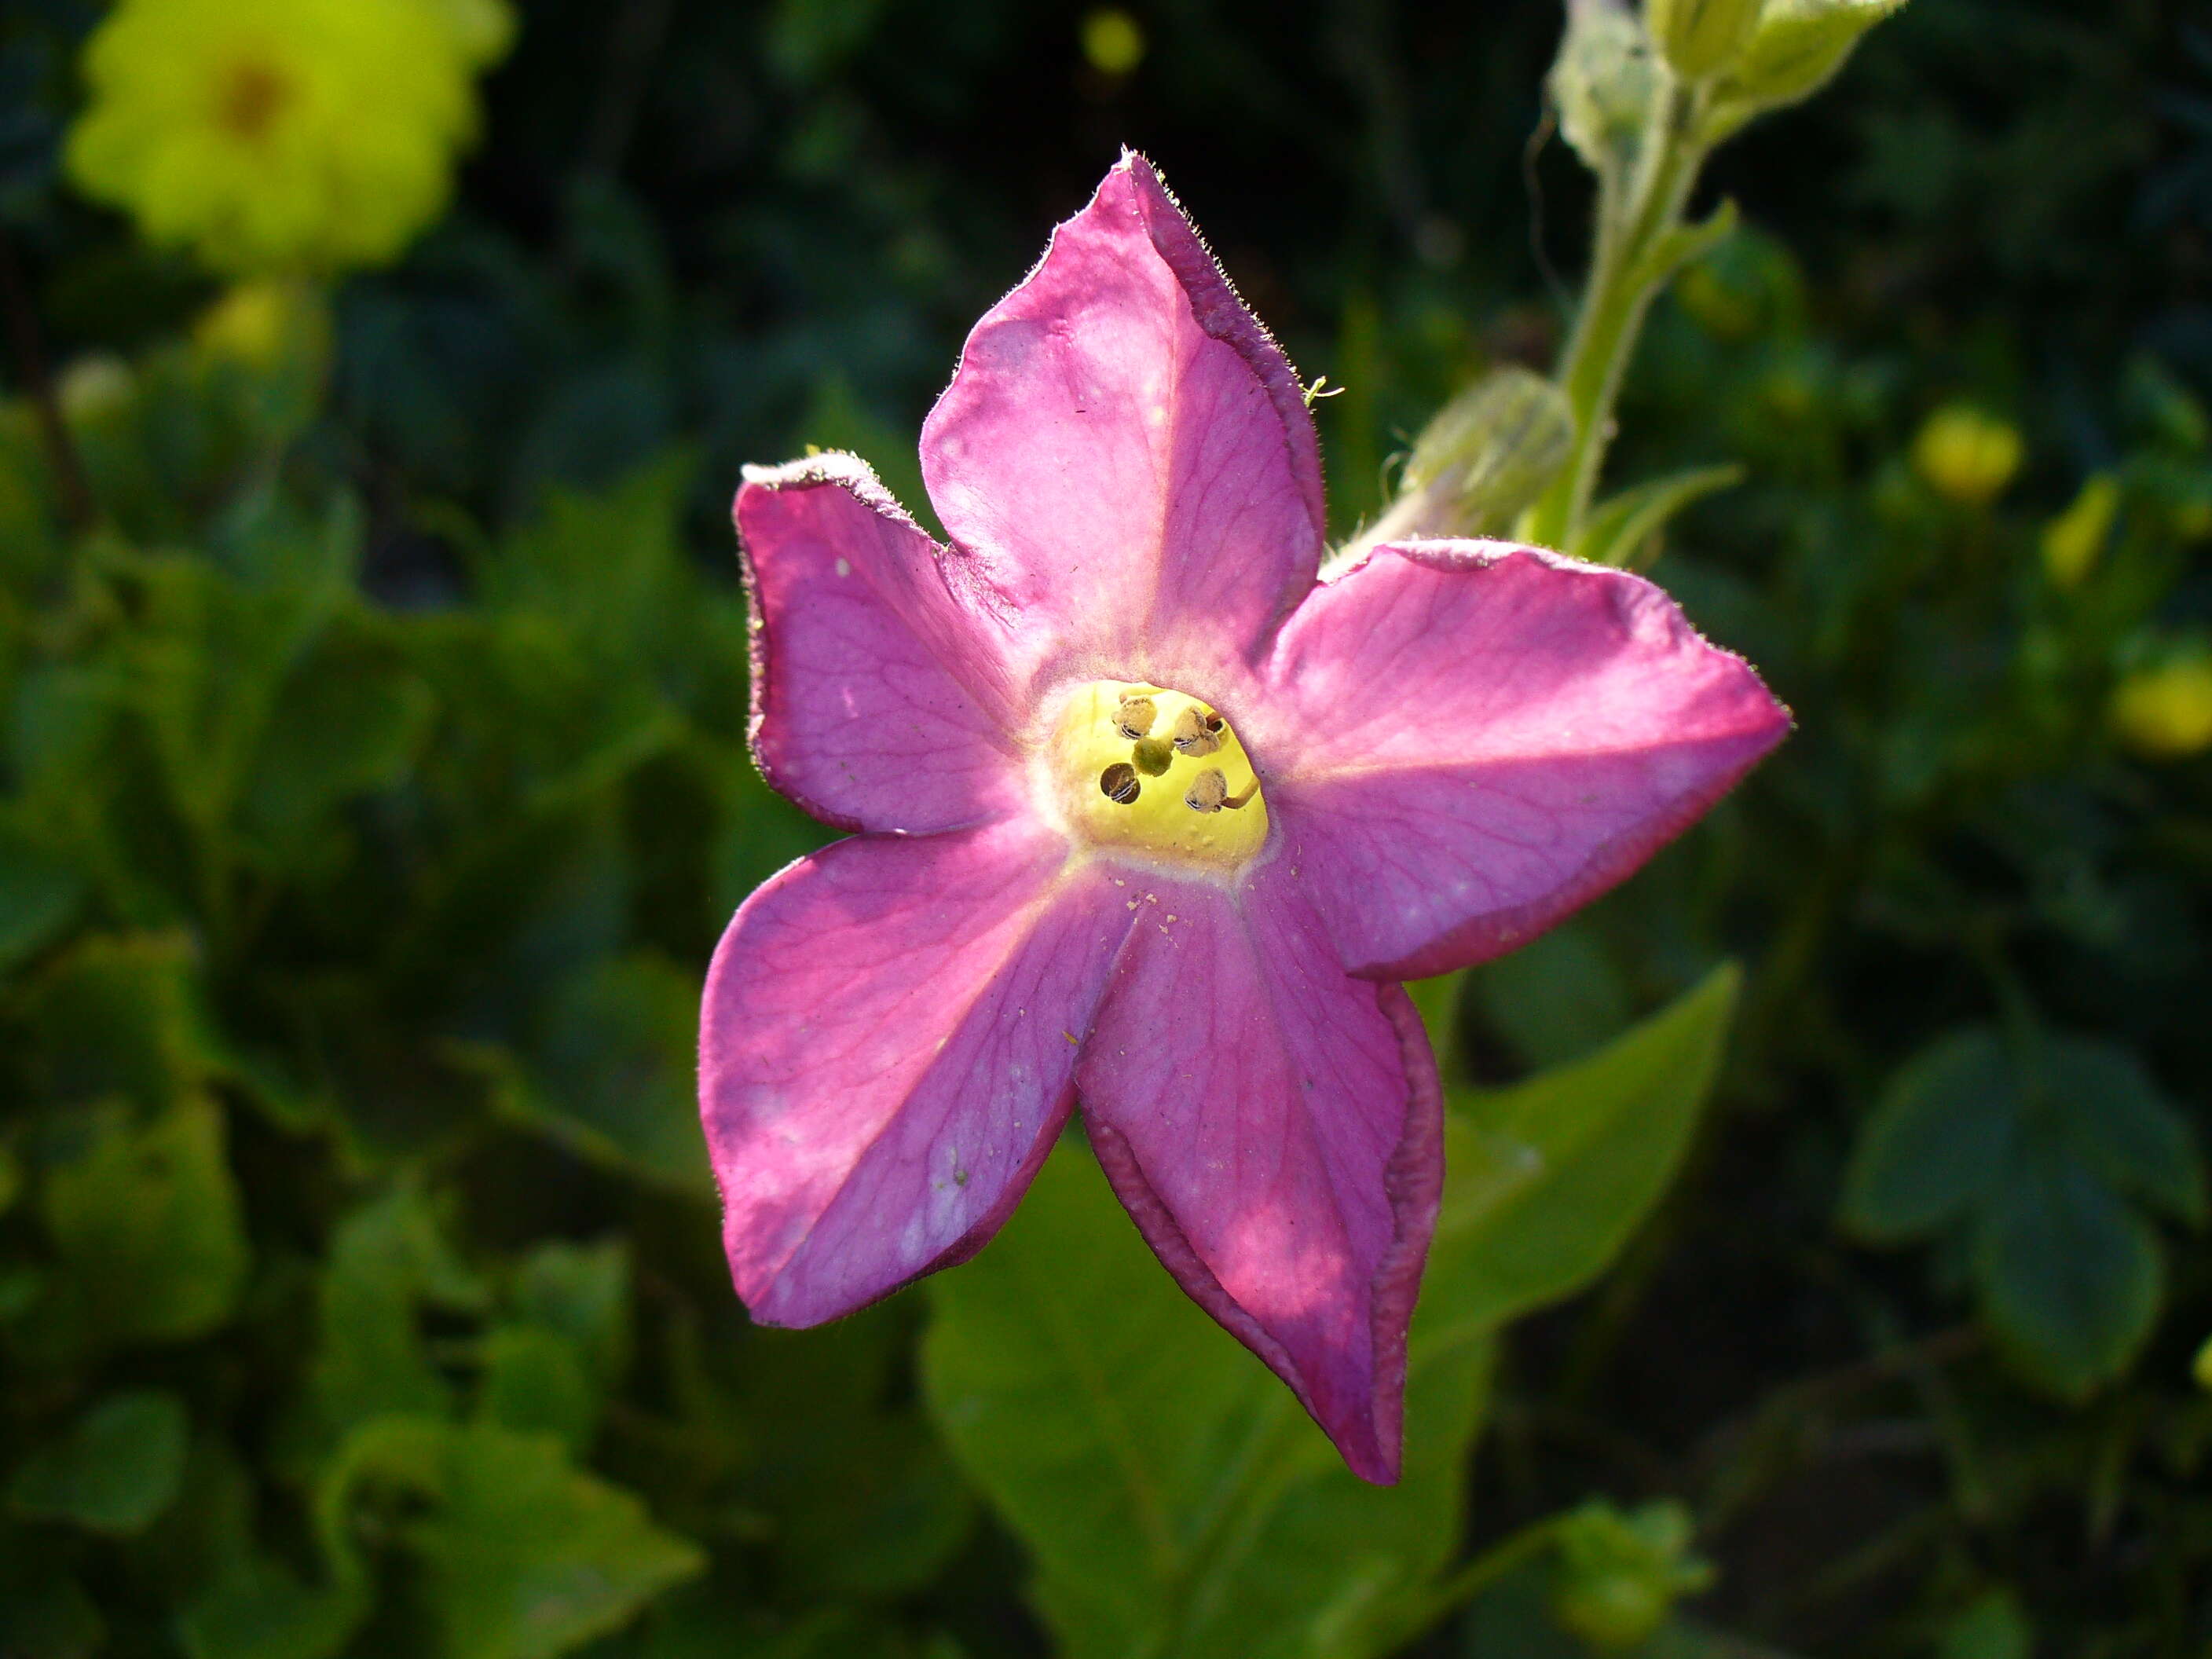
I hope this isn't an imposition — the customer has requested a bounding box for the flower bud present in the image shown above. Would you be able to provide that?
[193,279,332,378]
[2039,474,2119,589]
[1345,368,1573,561]
[1648,0,1763,82]
[1552,0,1658,181]
[1705,0,1907,140]
[2111,653,2212,760]
[1549,1500,1715,1652]
[1912,404,2021,507]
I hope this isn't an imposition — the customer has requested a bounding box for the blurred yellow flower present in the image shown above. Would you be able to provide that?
[2111,654,2212,760]
[66,0,514,276]
[1913,404,2022,507]
[1081,9,1147,77]
[2040,473,2119,588]
[2196,1334,2212,1390]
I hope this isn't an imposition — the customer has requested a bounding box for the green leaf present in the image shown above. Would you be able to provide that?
[122,550,339,836]
[1936,1588,2034,1659]
[239,625,434,860]
[490,953,716,1195]
[924,1137,1493,1659]
[1839,1027,2016,1243]
[2039,1035,2207,1226]
[1972,1147,2162,1401]
[178,1558,366,1659]
[1470,922,1633,1071]
[1419,962,1741,1350]
[8,1390,188,1534]
[0,1566,104,1659]
[478,1326,599,1453]
[1627,200,1742,298]
[0,818,82,976]
[300,1185,486,1449]
[511,1238,633,1390]
[38,1096,250,1349]
[321,1418,705,1659]
[27,931,224,1109]
[1571,463,1745,571]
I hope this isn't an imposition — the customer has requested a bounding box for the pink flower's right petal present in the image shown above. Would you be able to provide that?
[1254,541,1789,979]
[701,819,1134,1327]
[1075,870,1443,1485]
[738,455,1023,835]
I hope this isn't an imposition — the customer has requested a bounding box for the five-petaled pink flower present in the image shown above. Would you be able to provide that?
[701,152,1789,1484]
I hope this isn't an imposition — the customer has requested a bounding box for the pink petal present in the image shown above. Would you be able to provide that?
[920,152,1324,695]
[738,454,1024,835]
[1074,869,1444,1485]
[701,819,1135,1326]
[1252,540,1790,980]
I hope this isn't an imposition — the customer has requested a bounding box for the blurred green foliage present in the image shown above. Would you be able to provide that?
[2,0,2212,1657]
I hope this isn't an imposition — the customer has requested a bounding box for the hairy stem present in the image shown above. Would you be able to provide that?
[1525,74,1708,550]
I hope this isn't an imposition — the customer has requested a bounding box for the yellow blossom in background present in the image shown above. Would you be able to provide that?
[1081,9,1148,77]
[66,0,515,276]
[2196,1335,2212,1390]
[2040,473,2120,588]
[2110,653,2212,760]
[1913,403,2022,507]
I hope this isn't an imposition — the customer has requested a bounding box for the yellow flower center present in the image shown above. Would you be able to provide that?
[217,57,294,145]
[1042,681,1269,872]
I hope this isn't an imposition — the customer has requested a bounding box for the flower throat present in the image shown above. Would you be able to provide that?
[1045,682,1269,871]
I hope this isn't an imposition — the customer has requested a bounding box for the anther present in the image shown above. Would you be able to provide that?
[1184,768,1259,813]
[1170,705,1225,756]
[1100,762,1141,804]
[1114,694,1157,740]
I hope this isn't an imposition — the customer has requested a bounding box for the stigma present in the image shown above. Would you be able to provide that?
[1042,682,1269,871]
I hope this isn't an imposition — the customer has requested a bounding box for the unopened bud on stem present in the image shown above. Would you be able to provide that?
[1342,368,1574,562]
[1648,0,1762,81]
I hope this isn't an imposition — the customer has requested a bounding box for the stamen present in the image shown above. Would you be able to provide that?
[1184,768,1258,813]
[1044,681,1268,869]
[1114,694,1158,740]
[1170,705,1224,756]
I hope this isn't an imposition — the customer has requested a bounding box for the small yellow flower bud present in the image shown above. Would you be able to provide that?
[2111,654,2212,760]
[193,280,332,379]
[1912,405,2022,507]
[2040,474,2120,589]
[1081,9,1146,78]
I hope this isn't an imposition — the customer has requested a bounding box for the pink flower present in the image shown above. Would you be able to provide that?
[700,152,1788,1484]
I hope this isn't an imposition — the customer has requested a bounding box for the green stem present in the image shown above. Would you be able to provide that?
[1525,76,1708,550]
[1414,1514,1565,1623]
